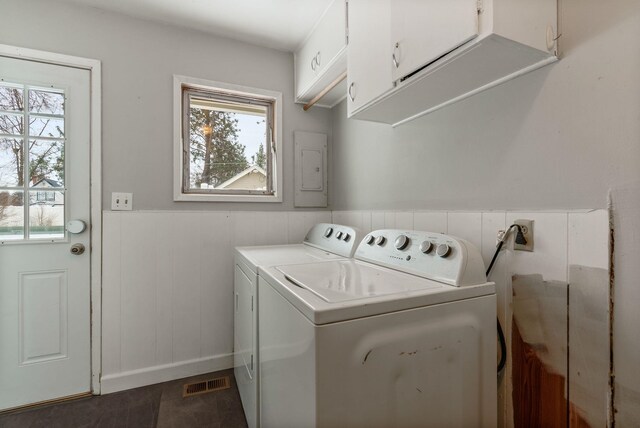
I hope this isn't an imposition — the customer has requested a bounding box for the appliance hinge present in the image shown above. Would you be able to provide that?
[477,0,484,13]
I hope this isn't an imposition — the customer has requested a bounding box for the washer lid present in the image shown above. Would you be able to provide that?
[278,260,442,303]
[264,260,494,325]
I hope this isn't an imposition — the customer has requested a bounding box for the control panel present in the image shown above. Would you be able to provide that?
[355,229,488,287]
[304,223,363,258]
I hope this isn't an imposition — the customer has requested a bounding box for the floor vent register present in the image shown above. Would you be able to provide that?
[183,376,230,397]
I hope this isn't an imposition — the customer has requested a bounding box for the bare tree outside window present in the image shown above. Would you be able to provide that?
[0,84,65,240]
[181,86,275,196]
[0,86,65,187]
[189,107,249,188]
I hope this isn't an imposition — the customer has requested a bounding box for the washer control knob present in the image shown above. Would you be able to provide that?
[342,233,351,242]
[420,241,434,254]
[336,231,343,240]
[365,235,375,245]
[436,243,452,258]
[324,227,333,238]
[375,236,386,246]
[394,235,410,250]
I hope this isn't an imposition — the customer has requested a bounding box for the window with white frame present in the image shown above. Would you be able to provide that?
[174,76,283,202]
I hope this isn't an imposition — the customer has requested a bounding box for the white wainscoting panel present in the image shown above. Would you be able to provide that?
[448,212,482,253]
[101,210,328,393]
[101,206,609,416]
[413,211,448,234]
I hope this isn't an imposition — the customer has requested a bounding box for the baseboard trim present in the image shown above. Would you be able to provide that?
[100,354,234,394]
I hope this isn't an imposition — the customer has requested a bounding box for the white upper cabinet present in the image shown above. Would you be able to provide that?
[294,0,348,108]
[347,0,393,115]
[348,0,560,126]
[390,0,479,81]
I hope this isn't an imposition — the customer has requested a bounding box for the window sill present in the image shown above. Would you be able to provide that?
[173,193,282,203]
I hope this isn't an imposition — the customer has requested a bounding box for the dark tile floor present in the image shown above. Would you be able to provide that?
[0,369,248,428]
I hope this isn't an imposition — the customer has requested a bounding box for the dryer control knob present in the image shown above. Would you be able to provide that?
[375,236,386,246]
[420,241,434,254]
[324,227,333,238]
[436,243,452,258]
[336,231,343,240]
[365,235,375,245]
[342,233,351,242]
[394,235,410,250]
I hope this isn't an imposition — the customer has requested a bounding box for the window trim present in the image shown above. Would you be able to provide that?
[173,75,283,203]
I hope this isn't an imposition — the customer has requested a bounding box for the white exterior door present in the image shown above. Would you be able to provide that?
[0,56,91,411]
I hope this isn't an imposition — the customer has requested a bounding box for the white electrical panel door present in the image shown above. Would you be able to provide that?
[391,0,479,81]
[294,132,328,208]
[301,150,323,191]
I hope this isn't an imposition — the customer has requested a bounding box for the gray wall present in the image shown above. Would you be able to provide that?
[331,0,640,211]
[0,0,333,211]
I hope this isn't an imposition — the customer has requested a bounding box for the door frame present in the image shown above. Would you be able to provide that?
[0,44,103,394]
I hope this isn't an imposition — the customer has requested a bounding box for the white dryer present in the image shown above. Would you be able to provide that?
[258,229,497,428]
[234,223,362,428]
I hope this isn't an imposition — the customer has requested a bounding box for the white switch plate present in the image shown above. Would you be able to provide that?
[111,192,133,211]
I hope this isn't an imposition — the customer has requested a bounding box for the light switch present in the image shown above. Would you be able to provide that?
[111,192,133,211]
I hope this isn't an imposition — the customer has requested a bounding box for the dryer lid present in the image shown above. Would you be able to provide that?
[277,260,443,303]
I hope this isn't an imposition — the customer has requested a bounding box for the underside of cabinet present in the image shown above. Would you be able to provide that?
[351,34,557,126]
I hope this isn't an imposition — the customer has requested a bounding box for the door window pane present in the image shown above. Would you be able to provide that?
[29,90,64,115]
[29,139,65,187]
[0,190,24,241]
[0,82,67,242]
[29,117,64,139]
[28,190,64,240]
[0,138,23,186]
[0,86,24,111]
[0,113,23,136]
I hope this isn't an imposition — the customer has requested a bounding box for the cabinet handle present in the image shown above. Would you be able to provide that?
[316,51,321,68]
[392,42,400,68]
[311,57,316,71]
[348,82,355,102]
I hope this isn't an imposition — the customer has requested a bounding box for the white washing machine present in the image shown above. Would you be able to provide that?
[258,229,497,428]
[234,223,362,428]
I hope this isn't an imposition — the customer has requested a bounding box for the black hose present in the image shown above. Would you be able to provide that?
[486,238,508,374]
[496,317,507,374]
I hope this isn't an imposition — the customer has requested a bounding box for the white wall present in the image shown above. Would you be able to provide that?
[0,0,333,211]
[330,0,639,424]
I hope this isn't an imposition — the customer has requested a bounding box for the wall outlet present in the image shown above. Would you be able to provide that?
[514,219,534,252]
[111,192,133,211]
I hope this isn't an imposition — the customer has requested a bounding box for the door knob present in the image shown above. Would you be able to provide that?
[70,243,85,255]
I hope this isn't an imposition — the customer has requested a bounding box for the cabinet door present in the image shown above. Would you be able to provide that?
[347,0,394,116]
[295,0,347,99]
[391,0,479,81]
